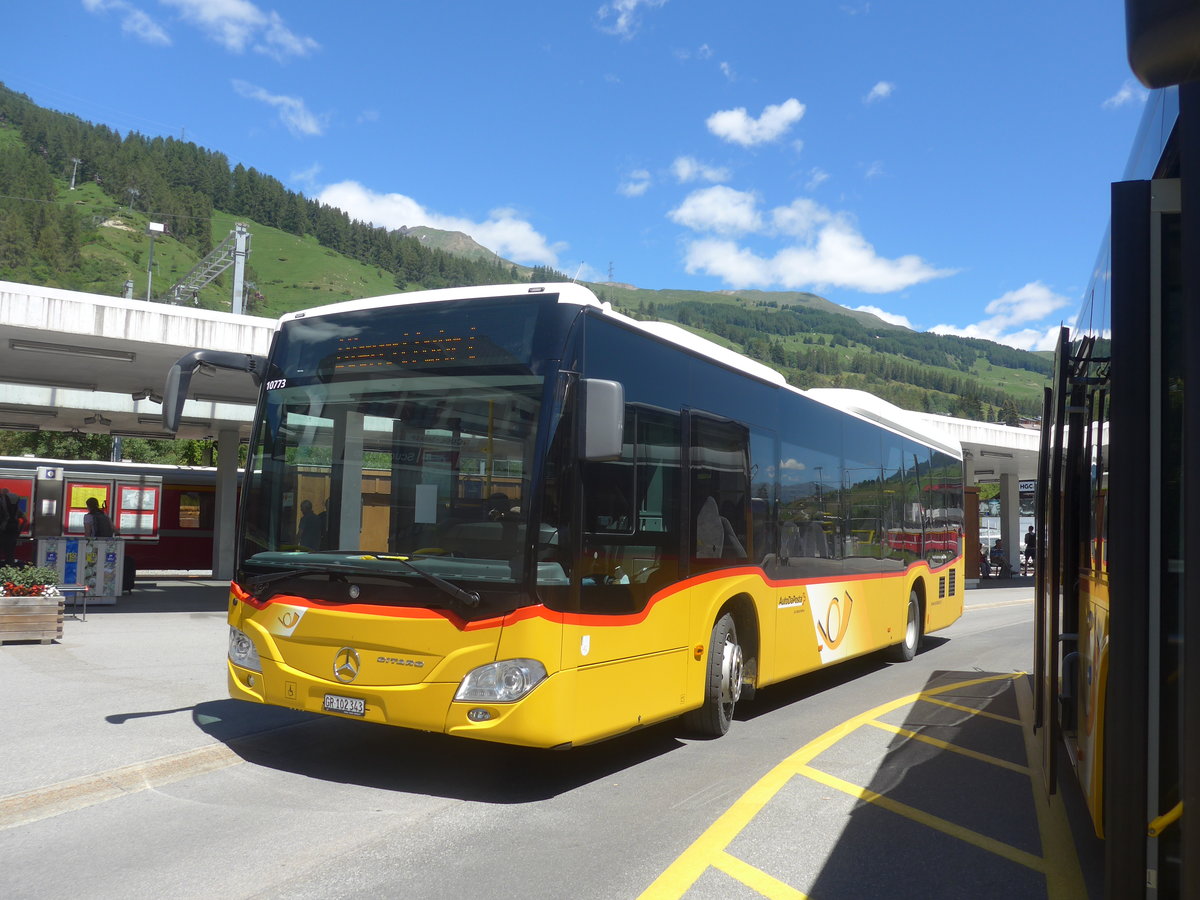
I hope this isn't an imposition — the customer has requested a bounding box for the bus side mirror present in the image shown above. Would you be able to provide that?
[581,378,624,461]
[163,349,268,433]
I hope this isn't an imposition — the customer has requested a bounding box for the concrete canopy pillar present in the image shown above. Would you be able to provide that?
[999,472,1020,570]
[213,428,240,581]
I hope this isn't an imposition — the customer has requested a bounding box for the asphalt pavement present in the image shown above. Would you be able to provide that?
[3,575,1092,899]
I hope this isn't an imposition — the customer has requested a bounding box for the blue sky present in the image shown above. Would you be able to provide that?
[7,1,1144,350]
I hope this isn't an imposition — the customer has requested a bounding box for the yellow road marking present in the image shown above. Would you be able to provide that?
[712,851,810,900]
[638,766,800,898]
[797,764,1046,872]
[638,672,1080,900]
[864,718,1031,774]
[922,696,1023,725]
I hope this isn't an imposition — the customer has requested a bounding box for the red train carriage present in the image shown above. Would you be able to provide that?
[0,456,226,572]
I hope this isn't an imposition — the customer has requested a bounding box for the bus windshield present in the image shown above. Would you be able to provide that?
[238,298,562,593]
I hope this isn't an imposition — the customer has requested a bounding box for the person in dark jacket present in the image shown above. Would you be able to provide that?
[84,497,115,538]
[0,488,21,564]
[1022,525,1036,575]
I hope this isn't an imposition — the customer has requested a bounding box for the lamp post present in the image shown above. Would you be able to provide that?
[146,222,166,301]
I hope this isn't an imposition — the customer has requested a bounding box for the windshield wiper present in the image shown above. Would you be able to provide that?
[362,554,481,608]
[244,557,480,610]
[245,565,350,597]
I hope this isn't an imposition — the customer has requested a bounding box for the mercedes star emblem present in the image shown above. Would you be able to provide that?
[333,646,361,683]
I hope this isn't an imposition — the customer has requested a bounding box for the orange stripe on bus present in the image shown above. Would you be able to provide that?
[229,553,962,631]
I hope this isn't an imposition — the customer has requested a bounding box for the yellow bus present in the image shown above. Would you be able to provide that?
[166,282,964,747]
[1033,80,1197,897]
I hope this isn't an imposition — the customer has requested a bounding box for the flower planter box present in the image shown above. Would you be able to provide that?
[0,594,64,644]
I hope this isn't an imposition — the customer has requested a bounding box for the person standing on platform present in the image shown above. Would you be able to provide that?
[0,488,21,565]
[83,497,115,538]
[297,499,324,550]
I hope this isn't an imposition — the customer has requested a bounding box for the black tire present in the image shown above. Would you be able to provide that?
[887,590,922,662]
[685,612,743,737]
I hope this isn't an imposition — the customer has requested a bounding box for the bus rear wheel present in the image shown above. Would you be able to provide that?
[685,613,742,737]
[888,590,922,662]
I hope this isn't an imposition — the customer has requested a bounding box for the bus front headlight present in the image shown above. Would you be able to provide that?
[455,659,547,703]
[228,626,262,672]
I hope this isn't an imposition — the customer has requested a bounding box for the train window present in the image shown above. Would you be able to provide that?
[178,491,213,529]
[179,492,201,528]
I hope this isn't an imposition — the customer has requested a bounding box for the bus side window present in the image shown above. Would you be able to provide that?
[579,407,681,614]
[689,414,750,574]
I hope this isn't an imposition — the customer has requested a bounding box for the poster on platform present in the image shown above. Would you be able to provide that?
[36,538,124,605]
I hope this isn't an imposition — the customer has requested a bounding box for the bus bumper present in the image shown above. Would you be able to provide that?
[228,660,580,748]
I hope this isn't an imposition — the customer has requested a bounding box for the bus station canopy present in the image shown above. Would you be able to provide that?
[0,281,272,441]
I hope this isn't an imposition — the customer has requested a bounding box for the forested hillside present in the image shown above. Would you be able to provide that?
[0,83,540,302]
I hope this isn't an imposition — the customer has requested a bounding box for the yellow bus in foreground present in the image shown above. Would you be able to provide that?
[1034,80,1196,897]
[167,283,964,747]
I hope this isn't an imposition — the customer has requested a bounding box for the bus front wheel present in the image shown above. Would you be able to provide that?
[888,590,922,662]
[686,613,742,737]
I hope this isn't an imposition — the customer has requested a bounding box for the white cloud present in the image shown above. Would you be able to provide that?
[232,80,325,137]
[257,10,320,61]
[707,98,806,148]
[852,305,912,328]
[669,186,764,235]
[161,0,318,60]
[720,62,736,81]
[771,219,951,292]
[290,162,322,192]
[682,239,772,286]
[318,181,565,267]
[83,0,171,45]
[1103,78,1149,110]
[671,156,730,184]
[683,227,951,295]
[864,160,885,179]
[930,281,1072,349]
[805,167,830,190]
[618,169,652,197]
[596,0,668,38]
[864,81,894,103]
[670,189,952,293]
[771,198,833,238]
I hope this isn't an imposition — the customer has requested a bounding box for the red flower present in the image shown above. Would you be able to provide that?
[2,582,48,596]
